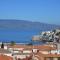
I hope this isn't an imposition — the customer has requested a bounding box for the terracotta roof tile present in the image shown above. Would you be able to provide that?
[8,45,56,51]
[0,55,13,60]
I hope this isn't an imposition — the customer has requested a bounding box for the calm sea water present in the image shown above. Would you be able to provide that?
[0,28,43,44]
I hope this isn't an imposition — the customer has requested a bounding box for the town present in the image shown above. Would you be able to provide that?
[0,29,60,60]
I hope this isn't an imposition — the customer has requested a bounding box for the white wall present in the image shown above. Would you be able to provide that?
[32,49,38,53]
[0,53,12,57]
[14,55,26,59]
[23,50,32,53]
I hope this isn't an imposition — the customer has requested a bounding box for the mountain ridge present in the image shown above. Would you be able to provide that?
[0,19,60,31]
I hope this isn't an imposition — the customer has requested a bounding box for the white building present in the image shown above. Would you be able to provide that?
[0,48,12,57]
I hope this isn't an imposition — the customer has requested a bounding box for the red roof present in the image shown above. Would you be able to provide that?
[8,45,56,51]
[0,55,13,60]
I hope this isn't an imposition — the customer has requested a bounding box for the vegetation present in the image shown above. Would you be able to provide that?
[56,32,60,36]
[10,41,16,46]
[27,42,33,45]
[1,42,4,48]
[43,32,46,36]
[52,29,56,33]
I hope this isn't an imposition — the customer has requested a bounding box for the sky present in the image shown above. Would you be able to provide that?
[0,0,60,25]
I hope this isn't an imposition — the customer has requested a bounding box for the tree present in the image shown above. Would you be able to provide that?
[1,42,4,48]
[52,29,56,33]
[43,32,46,36]
[10,41,16,46]
[27,40,33,45]
[56,32,60,36]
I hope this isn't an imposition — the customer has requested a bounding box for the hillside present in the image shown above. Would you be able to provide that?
[0,19,60,31]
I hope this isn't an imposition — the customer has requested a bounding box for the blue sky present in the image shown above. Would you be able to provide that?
[0,0,60,25]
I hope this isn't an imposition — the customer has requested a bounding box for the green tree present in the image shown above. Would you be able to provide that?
[1,42,4,48]
[10,41,16,46]
[52,29,56,33]
[43,32,46,36]
[56,32,60,36]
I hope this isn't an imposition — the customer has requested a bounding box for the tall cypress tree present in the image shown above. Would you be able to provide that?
[1,42,4,48]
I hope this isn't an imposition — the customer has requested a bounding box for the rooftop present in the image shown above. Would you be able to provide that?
[0,48,11,53]
[8,44,56,51]
[0,55,13,60]
[38,52,60,58]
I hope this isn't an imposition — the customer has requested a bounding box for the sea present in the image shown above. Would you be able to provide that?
[0,28,45,45]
